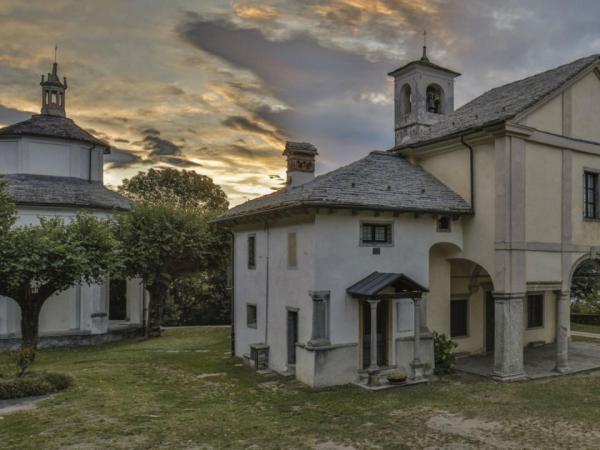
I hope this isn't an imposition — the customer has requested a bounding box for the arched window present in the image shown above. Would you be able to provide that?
[426,84,444,114]
[401,84,412,115]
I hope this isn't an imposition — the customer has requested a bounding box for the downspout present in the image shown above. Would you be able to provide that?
[460,135,475,213]
[229,231,235,356]
[264,220,270,346]
[88,143,96,183]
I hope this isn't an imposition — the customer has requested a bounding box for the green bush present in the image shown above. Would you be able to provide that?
[0,372,74,400]
[433,332,458,375]
[15,347,36,377]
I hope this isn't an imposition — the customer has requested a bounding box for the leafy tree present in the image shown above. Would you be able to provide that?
[113,204,222,336]
[0,214,116,371]
[0,177,16,234]
[118,168,229,212]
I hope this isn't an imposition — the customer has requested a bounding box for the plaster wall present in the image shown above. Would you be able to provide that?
[0,136,103,181]
[523,94,563,135]
[570,71,600,143]
[571,152,600,245]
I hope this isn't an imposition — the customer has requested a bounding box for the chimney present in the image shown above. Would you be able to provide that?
[283,141,318,187]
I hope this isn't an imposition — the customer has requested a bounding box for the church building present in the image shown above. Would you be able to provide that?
[0,62,145,348]
[216,49,600,387]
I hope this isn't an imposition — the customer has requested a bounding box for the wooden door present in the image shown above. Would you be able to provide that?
[287,310,298,365]
[362,301,388,369]
[485,292,495,353]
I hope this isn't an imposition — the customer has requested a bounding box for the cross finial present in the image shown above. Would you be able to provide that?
[421,30,429,61]
[54,44,58,63]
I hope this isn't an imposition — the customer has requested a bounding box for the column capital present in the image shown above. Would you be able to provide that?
[492,292,525,302]
[309,290,330,302]
[367,298,380,306]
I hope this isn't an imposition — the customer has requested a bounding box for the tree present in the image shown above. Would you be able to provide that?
[113,204,221,336]
[118,168,229,212]
[0,214,116,368]
[0,177,16,234]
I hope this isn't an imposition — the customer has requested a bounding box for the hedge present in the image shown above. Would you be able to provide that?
[571,313,600,326]
[0,372,73,400]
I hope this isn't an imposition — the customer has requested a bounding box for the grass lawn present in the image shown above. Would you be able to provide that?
[571,322,600,334]
[2,327,600,449]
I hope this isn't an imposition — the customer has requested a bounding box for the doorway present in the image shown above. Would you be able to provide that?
[287,310,299,366]
[485,291,495,353]
[361,301,388,369]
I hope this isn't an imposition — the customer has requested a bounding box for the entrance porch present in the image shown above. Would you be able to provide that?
[457,340,600,379]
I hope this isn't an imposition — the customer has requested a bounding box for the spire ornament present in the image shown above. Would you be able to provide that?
[421,30,429,62]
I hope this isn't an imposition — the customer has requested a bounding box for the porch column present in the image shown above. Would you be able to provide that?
[307,291,330,347]
[411,296,424,380]
[492,292,525,381]
[367,299,380,372]
[555,290,570,373]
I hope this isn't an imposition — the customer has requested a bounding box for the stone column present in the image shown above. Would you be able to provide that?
[555,290,570,373]
[307,291,330,347]
[411,297,424,380]
[492,292,525,381]
[367,299,379,372]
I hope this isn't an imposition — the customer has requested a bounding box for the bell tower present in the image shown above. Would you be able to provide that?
[40,48,67,117]
[388,33,460,145]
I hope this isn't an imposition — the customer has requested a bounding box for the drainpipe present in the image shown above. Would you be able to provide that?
[229,231,235,356]
[264,220,270,345]
[88,143,96,183]
[460,135,475,213]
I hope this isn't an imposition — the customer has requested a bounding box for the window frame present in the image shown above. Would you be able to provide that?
[527,293,544,329]
[246,303,257,329]
[287,232,298,269]
[584,170,599,220]
[450,298,469,338]
[247,234,256,270]
[437,216,452,232]
[359,222,393,247]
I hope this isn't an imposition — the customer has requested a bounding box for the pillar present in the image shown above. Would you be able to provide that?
[555,290,570,373]
[307,291,330,347]
[367,299,379,372]
[411,297,424,380]
[492,292,525,381]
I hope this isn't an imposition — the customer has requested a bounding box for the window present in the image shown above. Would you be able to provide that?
[246,304,257,328]
[247,234,256,269]
[401,84,412,115]
[426,84,443,114]
[287,232,297,268]
[584,171,598,219]
[450,299,468,338]
[527,294,544,328]
[437,216,451,232]
[361,223,392,245]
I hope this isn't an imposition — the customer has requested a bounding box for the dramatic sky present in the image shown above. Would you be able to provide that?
[1,1,599,205]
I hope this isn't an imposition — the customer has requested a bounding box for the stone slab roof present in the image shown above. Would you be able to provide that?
[347,271,428,298]
[216,151,471,222]
[0,114,109,150]
[398,54,600,148]
[3,174,130,211]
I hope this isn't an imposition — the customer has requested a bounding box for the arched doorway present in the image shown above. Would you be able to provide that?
[571,258,600,313]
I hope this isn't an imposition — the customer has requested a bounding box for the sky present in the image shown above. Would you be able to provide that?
[1,1,599,206]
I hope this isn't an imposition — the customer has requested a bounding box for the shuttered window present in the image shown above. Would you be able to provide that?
[450,299,468,338]
[287,232,297,268]
[527,294,544,328]
[584,172,598,219]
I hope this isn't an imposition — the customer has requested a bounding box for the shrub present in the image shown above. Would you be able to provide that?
[433,332,458,375]
[0,372,74,400]
[15,347,36,377]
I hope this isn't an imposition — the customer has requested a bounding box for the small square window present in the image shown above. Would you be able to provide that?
[527,294,544,328]
[437,216,451,232]
[361,223,392,245]
[450,299,468,338]
[246,304,257,329]
[247,235,256,269]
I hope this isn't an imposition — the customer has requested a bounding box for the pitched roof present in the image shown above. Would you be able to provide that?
[216,151,471,222]
[347,271,428,298]
[397,54,600,148]
[0,114,109,150]
[3,174,130,211]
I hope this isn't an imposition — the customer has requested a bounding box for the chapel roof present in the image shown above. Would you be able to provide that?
[395,53,600,148]
[0,114,109,151]
[215,151,471,223]
[3,174,130,211]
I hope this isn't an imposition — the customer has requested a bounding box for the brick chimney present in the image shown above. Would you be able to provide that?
[283,141,318,187]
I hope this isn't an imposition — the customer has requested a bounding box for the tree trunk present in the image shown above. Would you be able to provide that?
[147,283,167,338]
[20,300,41,350]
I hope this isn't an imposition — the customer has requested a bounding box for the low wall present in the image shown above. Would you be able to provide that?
[296,343,358,387]
[0,325,144,351]
[571,313,600,326]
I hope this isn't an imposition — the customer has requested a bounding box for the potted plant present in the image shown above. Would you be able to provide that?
[387,372,407,385]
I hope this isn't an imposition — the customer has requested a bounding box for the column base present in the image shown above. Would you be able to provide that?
[554,364,570,374]
[491,371,527,382]
[411,360,425,381]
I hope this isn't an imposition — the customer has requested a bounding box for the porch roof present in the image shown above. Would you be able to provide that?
[347,272,428,299]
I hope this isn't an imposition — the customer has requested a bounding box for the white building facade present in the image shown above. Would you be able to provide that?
[217,52,600,387]
[0,62,145,349]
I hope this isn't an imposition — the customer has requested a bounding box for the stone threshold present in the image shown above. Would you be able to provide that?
[352,378,429,391]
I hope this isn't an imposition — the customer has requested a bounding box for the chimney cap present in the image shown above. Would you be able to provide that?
[284,141,318,156]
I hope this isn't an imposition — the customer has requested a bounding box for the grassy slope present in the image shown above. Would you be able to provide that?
[571,322,600,334]
[1,327,600,449]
